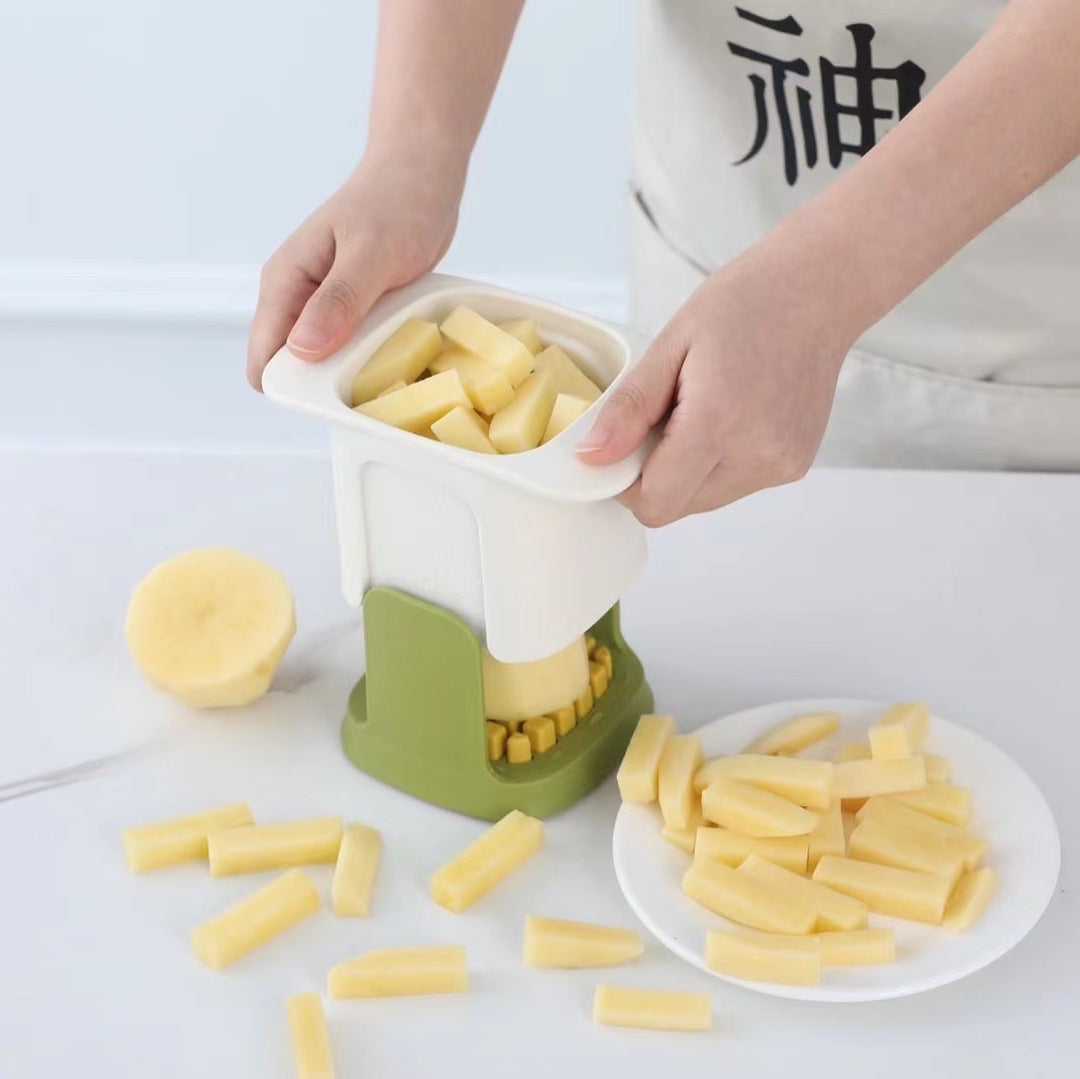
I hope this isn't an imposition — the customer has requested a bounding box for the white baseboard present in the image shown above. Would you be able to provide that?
[0,261,628,325]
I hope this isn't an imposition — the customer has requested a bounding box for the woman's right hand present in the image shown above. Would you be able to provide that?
[246,153,463,389]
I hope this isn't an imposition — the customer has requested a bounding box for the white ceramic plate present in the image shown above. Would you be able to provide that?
[612,698,1060,1002]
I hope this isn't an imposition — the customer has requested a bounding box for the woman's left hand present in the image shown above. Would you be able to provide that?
[576,246,855,526]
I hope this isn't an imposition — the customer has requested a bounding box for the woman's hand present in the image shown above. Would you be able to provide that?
[246,153,462,389]
[577,247,854,526]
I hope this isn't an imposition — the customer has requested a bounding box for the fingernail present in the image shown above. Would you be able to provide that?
[287,321,332,356]
[577,427,610,455]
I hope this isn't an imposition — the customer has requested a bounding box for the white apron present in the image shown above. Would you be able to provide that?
[631,1,1080,469]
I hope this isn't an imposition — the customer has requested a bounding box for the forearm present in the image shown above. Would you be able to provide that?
[760,0,1080,347]
[366,0,524,188]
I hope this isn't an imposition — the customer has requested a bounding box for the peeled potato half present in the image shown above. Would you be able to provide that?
[126,547,295,708]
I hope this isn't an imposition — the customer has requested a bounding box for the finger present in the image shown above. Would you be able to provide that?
[577,330,685,465]
[247,264,318,390]
[286,241,386,362]
[617,402,718,527]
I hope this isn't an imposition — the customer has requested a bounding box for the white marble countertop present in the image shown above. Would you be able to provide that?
[1,450,1076,1076]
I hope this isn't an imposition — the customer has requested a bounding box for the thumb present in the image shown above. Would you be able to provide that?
[286,247,381,361]
[577,335,683,465]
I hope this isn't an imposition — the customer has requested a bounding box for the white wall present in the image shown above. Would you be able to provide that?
[1,1,633,450]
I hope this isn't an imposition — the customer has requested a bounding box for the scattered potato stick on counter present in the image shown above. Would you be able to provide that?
[617,714,675,803]
[593,985,711,1032]
[328,947,468,998]
[430,810,543,913]
[813,856,950,924]
[694,754,834,809]
[123,802,253,872]
[832,757,927,800]
[331,823,382,918]
[943,868,998,931]
[208,818,344,877]
[523,916,644,968]
[706,930,820,986]
[739,854,868,931]
[682,857,816,934]
[694,827,809,874]
[286,992,335,1079]
[744,712,841,756]
[701,777,817,837]
[191,869,321,970]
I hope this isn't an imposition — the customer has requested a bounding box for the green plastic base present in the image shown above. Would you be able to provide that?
[342,587,653,820]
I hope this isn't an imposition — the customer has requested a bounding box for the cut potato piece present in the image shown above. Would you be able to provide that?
[429,347,515,415]
[694,754,833,809]
[574,684,594,718]
[126,547,295,709]
[886,784,972,828]
[593,986,711,1032]
[488,371,557,453]
[695,827,809,874]
[813,856,950,923]
[807,800,846,872]
[658,734,704,831]
[855,799,986,870]
[541,393,591,445]
[208,818,344,877]
[331,822,382,918]
[534,345,603,403]
[123,802,253,872]
[815,929,895,966]
[847,815,966,889]
[441,306,535,386]
[870,702,931,761]
[662,805,707,855]
[506,732,532,764]
[350,318,442,404]
[523,916,643,968]
[286,992,335,1079]
[328,947,467,998]
[617,714,676,803]
[377,379,407,397]
[589,660,609,699]
[481,637,589,722]
[739,854,867,931]
[744,712,841,756]
[549,704,577,737]
[486,721,508,762]
[701,777,817,837]
[498,318,543,354]
[832,757,927,800]
[943,867,997,931]
[682,858,816,934]
[835,742,871,762]
[191,869,320,970]
[355,369,469,432]
[430,810,543,912]
[522,716,556,755]
[431,406,497,454]
[925,755,953,783]
[706,930,820,986]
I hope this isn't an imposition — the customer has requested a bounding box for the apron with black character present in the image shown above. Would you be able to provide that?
[630,1,1080,469]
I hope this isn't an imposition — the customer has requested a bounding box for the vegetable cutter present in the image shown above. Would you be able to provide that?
[262,274,653,819]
